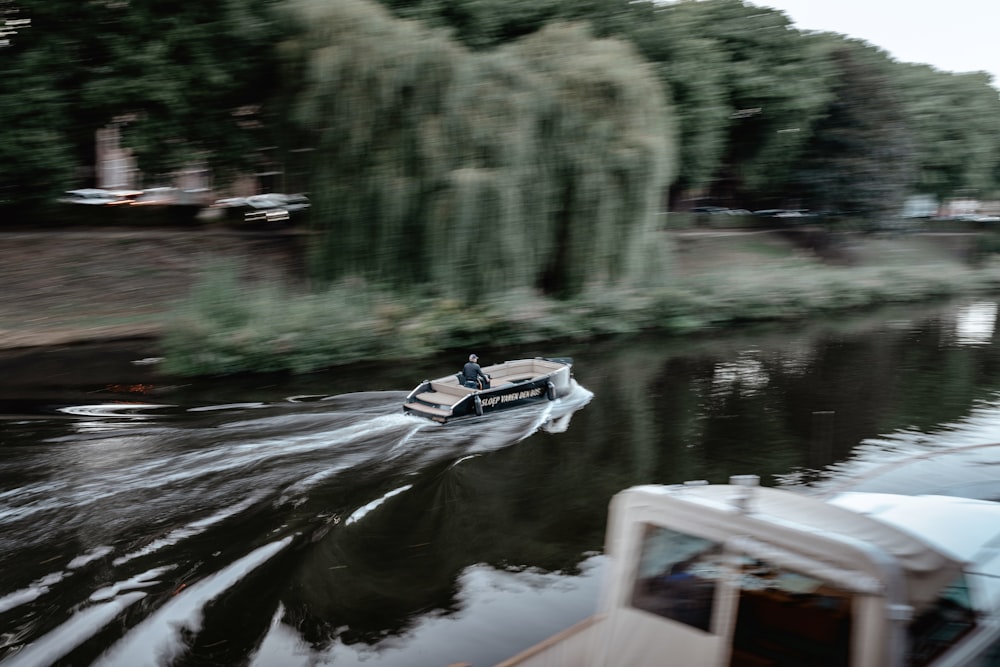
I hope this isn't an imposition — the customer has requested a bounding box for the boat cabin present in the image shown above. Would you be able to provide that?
[500,477,1000,667]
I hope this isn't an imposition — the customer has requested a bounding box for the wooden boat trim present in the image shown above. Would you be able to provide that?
[495,614,606,667]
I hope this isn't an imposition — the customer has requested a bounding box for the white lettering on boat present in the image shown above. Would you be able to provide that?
[480,387,545,408]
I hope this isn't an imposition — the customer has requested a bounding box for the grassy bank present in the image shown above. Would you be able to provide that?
[161,232,1000,377]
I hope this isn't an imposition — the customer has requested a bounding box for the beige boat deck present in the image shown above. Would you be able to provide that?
[413,359,566,408]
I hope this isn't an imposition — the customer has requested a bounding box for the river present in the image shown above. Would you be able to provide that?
[3,297,1000,666]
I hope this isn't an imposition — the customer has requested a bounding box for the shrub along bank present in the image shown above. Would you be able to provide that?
[161,233,1000,377]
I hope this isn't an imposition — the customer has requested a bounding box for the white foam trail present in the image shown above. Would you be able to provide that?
[94,537,294,667]
[1,415,421,528]
[515,403,555,443]
[68,546,115,569]
[187,403,267,412]
[345,485,413,526]
[113,493,266,566]
[285,395,327,403]
[247,604,313,667]
[541,385,594,434]
[0,498,64,524]
[57,404,172,418]
[0,572,66,614]
[0,546,121,614]
[0,592,147,667]
[275,466,350,507]
[90,566,174,602]
[0,481,61,504]
[385,422,431,456]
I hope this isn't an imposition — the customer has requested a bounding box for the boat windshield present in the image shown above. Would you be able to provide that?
[728,555,853,667]
[630,524,722,632]
[629,523,856,665]
[907,574,978,666]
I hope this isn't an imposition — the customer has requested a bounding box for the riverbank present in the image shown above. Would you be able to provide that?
[2,226,998,375]
[0,228,307,349]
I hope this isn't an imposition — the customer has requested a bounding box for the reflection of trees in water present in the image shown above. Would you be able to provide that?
[271,301,1000,650]
[577,304,1000,491]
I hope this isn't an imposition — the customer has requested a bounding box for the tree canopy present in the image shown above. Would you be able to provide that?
[0,0,292,208]
[895,65,1000,200]
[793,43,916,219]
[291,0,672,298]
[2,0,999,282]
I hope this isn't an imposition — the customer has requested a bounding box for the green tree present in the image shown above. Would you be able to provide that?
[292,0,673,298]
[606,1,730,199]
[666,1,833,205]
[0,1,79,210]
[0,0,293,213]
[793,44,916,223]
[895,65,1000,201]
[289,0,462,286]
[505,23,673,296]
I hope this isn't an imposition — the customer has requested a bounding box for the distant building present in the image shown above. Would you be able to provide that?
[95,125,137,190]
[95,122,210,200]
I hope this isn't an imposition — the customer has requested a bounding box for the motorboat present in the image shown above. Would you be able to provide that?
[402,357,573,423]
[498,465,1000,666]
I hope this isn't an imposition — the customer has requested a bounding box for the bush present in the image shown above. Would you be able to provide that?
[162,248,1000,377]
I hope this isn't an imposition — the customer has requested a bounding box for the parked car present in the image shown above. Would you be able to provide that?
[956,214,1000,223]
[752,209,816,219]
[245,193,310,212]
[58,188,122,205]
[212,192,309,226]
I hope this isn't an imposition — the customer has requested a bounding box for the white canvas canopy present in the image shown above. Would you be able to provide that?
[500,476,1000,667]
[610,484,965,612]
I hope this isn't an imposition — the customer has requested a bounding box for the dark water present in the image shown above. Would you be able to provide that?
[4,298,1000,666]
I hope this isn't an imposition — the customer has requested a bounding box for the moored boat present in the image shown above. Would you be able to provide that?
[402,357,573,423]
[499,460,1000,667]
[53,187,206,226]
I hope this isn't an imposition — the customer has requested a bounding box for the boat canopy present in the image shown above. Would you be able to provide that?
[611,484,966,613]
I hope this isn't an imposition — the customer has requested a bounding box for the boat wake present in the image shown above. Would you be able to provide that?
[0,382,593,666]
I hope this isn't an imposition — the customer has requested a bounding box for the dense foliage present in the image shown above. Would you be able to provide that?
[794,43,916,220]
[290,0,672,297]
[163,239,1000,376]
[376,0,1000,210]
[2,0,1000,296]
[0,0,292,209]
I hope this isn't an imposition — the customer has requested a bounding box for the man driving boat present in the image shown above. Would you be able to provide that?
[462,354,491,389]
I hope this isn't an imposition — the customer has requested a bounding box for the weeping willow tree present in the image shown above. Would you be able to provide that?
[421,50,547,299]
[503,23,674,297]
[291,0,460,285]
[292,0,674,299]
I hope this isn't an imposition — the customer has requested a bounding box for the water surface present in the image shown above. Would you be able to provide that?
[3,298,1000,666]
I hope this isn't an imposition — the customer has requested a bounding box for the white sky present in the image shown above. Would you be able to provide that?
[752,1,1000,89]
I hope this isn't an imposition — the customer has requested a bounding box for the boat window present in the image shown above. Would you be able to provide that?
[907,575,978,666]
[729,557,853,667]
[630,524,722,632]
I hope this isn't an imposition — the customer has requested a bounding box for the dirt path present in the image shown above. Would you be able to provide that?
[0,228,307,350]
[0,226,981,352]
